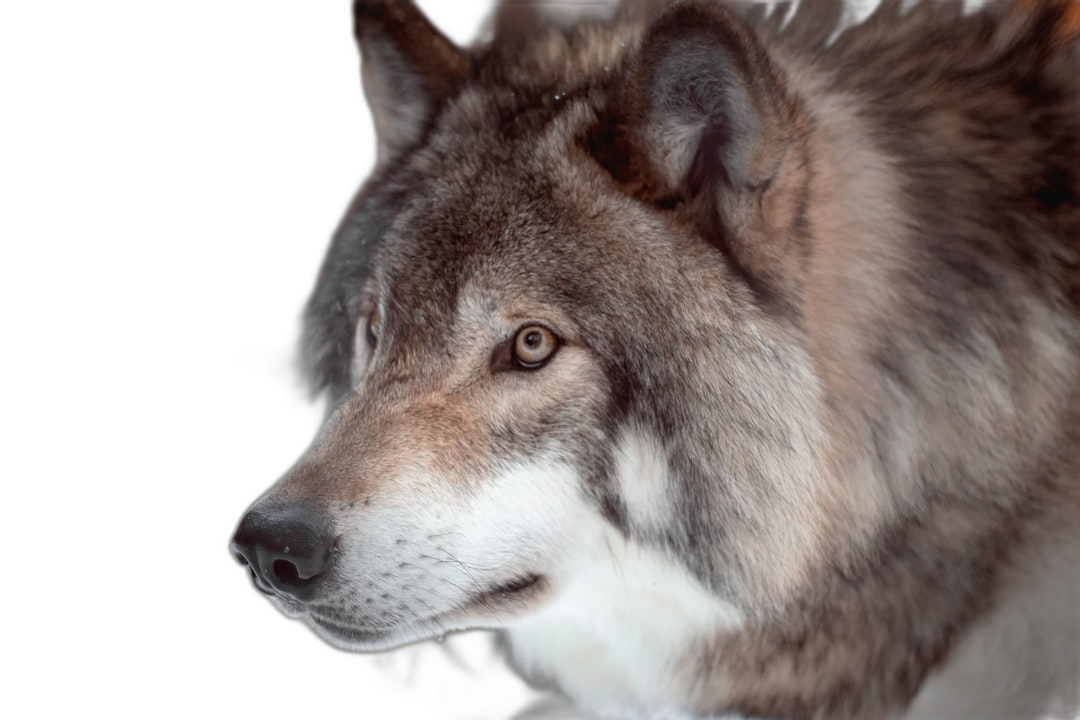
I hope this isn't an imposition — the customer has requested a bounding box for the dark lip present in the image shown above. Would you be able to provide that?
[308,613,368,635]
[306,574,545,646]
[467,573,545,609]
[487,574,542,597]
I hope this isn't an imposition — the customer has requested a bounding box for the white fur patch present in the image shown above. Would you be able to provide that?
[328,426,744,715]
[506,528,743,717]
[614,428,674,530]
[503,434,743,717]
[316,458,601,651]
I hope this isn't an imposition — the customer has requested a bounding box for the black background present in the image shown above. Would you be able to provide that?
[199,2,544,716]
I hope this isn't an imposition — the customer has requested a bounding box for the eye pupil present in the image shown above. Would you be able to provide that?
[507,325,558,371]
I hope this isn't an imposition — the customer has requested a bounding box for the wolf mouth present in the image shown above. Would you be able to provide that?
[306,574,546,647]
[479,573,543,601]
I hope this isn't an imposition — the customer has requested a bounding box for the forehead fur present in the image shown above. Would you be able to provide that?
[399,10,650,178]
[302,14,652,398]
[369,19,656,321]
[475,15,643,107]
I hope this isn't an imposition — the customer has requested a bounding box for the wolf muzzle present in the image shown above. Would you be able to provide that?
[231,504,335,602]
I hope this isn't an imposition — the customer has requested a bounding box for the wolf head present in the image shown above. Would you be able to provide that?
[231,0,830,653]
[232,0,1080,717]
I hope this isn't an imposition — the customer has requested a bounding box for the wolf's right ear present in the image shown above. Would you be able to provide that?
[354,0,472,164]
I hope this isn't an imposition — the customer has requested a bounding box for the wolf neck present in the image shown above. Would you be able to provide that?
[658,48,1080,719]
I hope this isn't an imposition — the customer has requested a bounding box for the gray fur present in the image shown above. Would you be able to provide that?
[236,1,1080,717]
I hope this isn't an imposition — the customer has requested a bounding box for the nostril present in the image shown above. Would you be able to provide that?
[272,558,304,586]
[274,557,300,587]
[231,503,335,601]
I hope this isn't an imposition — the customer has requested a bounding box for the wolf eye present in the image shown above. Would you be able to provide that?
[512,325,558,369]
[365,306,381,348]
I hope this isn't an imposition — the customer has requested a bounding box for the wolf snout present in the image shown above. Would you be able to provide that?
[231,504,335,602]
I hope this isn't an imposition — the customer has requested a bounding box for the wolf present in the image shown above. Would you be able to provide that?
[231,0,1080,717]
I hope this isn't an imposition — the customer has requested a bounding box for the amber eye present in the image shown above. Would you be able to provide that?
[512,325,558,369]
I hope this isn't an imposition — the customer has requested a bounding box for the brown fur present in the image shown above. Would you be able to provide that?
[254,1,1080,717]
[665,0,1080,716]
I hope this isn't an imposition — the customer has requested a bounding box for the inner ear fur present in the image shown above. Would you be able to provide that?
[354,0,472,164]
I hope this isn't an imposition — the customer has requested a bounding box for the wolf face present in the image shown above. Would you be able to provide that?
[233,1,1080,718]
[238,32,807,634]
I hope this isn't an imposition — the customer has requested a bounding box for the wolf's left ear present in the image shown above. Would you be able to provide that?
[354,0,472,164]
[622,2,803,199]
[607,2,811,303]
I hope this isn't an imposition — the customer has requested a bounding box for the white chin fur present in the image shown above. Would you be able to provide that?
[504,431,744,717]
[316,459,616,646]
[314,438,746,715]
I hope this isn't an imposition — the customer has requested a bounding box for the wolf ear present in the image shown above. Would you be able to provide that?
[609,2,810,304]
[354,0,472,163]
[623,2,802,201]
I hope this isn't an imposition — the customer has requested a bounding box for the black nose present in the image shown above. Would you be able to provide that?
[231,504,335,601]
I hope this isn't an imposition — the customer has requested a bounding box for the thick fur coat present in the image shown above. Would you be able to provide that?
[234,1,1080,717]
